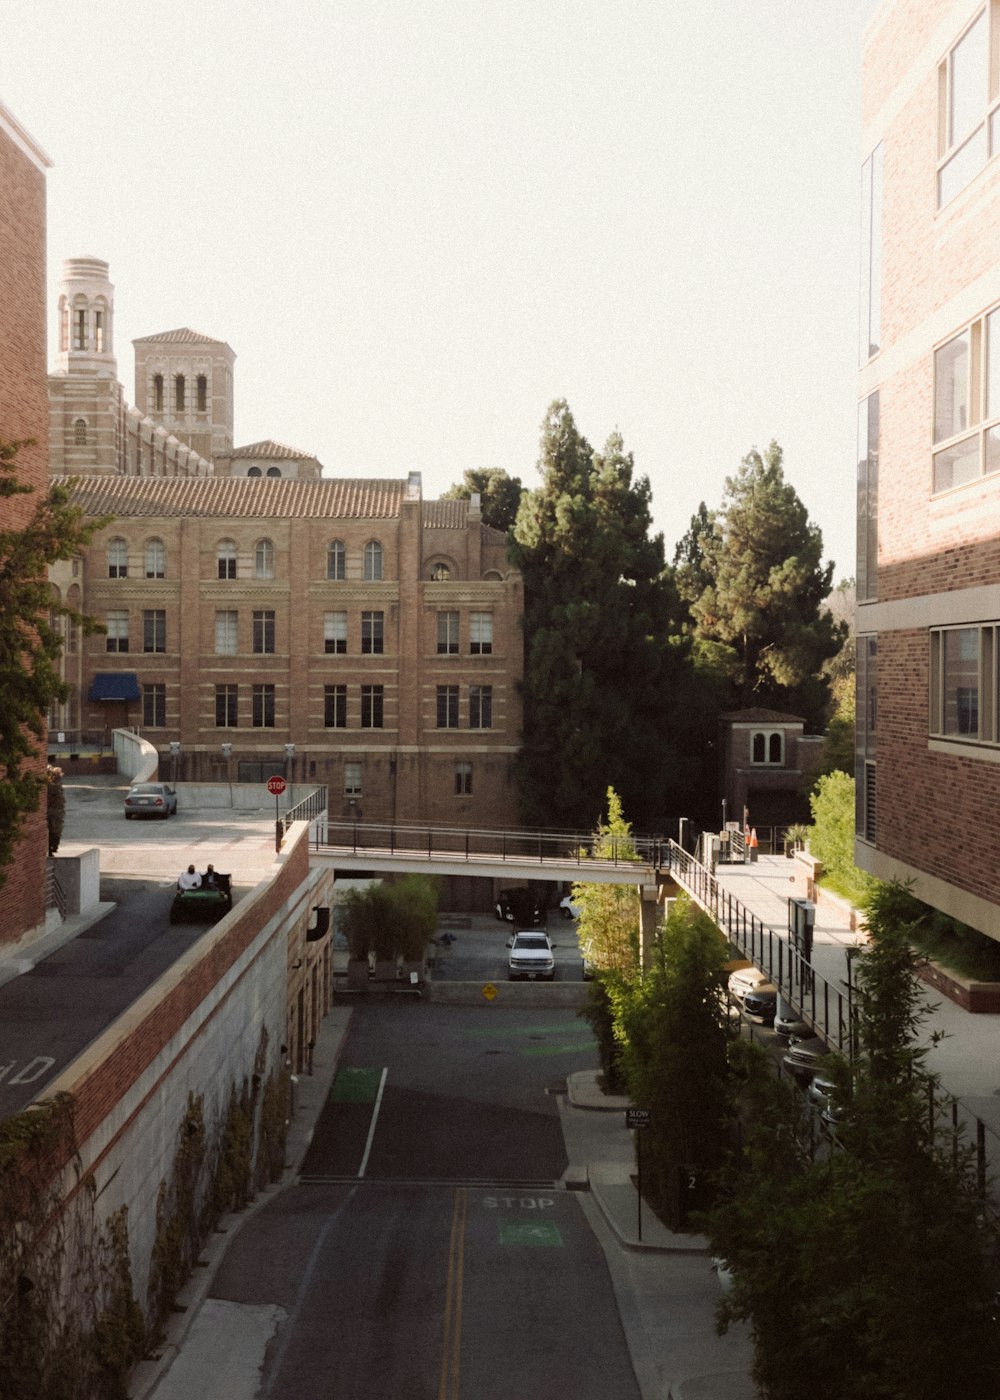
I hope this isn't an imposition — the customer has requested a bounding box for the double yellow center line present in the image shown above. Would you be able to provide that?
[438,1188,468,1400]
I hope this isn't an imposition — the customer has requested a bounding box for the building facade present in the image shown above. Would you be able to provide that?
[0,101,52,951]
[48,260,524,828]
[857,0,1000,939]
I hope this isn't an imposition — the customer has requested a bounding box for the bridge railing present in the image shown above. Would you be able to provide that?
[283,787,328,826]
[313,818,666,868]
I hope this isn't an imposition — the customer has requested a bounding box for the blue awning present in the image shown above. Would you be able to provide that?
[88,672,141,702]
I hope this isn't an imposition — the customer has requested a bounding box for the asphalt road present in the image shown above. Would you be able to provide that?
[209,1002,643,1400]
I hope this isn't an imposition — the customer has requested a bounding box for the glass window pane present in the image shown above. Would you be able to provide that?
[938,123,987,206]
[985,425,1000,474]
[943,628,980,736]
[987,310,1000,420]
[950,13,987,147]
[933,434,981,491]
[934,332,970,441]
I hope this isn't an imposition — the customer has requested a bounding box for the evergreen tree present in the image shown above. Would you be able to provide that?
[440,468,524,533]
[690,441,845,728]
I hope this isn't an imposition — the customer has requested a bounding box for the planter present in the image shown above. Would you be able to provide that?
[915,957,1000,1014]
[346,958,370,992]
[374,957,399,982]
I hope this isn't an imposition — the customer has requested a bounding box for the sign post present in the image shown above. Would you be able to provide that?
[267,774,287,851]
[625,1107,651,1241]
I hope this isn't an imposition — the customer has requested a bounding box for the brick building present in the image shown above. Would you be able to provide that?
[856,0,1000,939]
[48,259,524,827]
[0,101,52,951]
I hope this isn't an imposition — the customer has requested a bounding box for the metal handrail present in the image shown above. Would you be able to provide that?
[312,818,666,868]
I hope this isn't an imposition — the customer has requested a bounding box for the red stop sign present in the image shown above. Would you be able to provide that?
[266,775,287,796]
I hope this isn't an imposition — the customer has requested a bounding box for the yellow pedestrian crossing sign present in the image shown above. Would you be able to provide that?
[482,983,498,1001]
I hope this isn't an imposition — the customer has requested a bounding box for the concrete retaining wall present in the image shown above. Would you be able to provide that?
[113,728,158,783]
[424,979,590,1008]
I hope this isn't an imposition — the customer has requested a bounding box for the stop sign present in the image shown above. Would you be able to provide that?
[266,775,287,797]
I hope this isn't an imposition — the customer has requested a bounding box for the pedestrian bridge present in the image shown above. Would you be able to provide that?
[305,817,670,887]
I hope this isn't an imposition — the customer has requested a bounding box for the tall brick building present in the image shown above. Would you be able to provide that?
[48,259,524,827]
[856,0,1000,939]
[0,101,52,951]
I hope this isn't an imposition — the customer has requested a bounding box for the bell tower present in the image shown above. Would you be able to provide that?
[54,256,117,378]
[49,256,124,475]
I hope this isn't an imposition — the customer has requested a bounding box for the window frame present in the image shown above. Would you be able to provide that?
[252,609,276,655]
[363,540,383,581]
[215,609,238,656]
[936,7,994,208]
[107,537,128,579]
[455,761,472,795]
[145,538,166,579]
[361,683,384,729]
[252,683,275,728]
[344,761,362,797]
[324,611,347,655]
[932,305,1000,491]
[324,683,347,728]
[437,611,459,655]
[215,683,238,728]
[217,539,237,580]
[750,730,784,765]
[142,609,166,654]
[470,612,493,655]
[361,611,384,655]
[255,538,275,580]
[436,684,459,728]
[930,623,998,744]
[469,684,492,730]
[142,682,166,728]
[105,609,129,653]
[327,539,346,581]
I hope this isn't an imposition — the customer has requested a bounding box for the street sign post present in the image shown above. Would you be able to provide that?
[625,1108,651,1241]
[267,775,287,851]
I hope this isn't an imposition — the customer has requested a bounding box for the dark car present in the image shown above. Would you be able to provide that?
[124,782,177,819]
[495,888,543,925]
[782,1034,831,1084]
[170,872,233,924]
[742,985,778,1025]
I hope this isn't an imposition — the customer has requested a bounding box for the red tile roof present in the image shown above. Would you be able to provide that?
[230,439,319,460]
[68,476,408,519]
[132,327,231,347]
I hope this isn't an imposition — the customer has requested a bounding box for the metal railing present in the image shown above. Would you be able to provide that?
[45,864,67,920]
[283,787,328,826]
[312,819,666,869]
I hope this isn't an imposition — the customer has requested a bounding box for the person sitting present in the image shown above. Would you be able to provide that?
[178,864,201,891]
[202,864,218,889]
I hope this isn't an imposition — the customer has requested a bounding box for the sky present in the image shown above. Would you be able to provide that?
[2,0,877,581]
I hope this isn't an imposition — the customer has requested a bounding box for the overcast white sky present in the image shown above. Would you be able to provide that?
[2,0,877,579]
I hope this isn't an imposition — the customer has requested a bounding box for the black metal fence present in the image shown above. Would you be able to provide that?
[312,819,667,869]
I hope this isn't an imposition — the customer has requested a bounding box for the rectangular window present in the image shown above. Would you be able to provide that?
[361,611,384,654]
[106,610,129,653]
[859,143,883,364]
[143,609,166,653]
[856,392,879,603]
[73,308,87,350]
[253,610,275,654]
[931,306,1000,490]
[215,610,238,655]
[938,9,990,207]
[216,683,238,727]
[437,685,459,728]
[437,611,459,654]
[142,682,165,728]
[345,761,362,797]
[252,683,275,728]
[455,761,472,795]
[930,624,998,743]
[324,612,347,655]
[361,684,384,728]
[324,684,347,728]
[855,635,878,841]
[469,684,492,729]
[470,612,493,654]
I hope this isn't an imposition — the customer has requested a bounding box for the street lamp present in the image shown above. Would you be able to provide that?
[221,742,233,807]
[168,739,181,786]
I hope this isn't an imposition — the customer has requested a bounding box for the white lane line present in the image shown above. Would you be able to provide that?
[358,1067,388,1177]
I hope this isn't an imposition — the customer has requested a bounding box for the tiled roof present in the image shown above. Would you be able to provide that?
[230,439,318,460]
[481,523,508,545]
[68,476,408,519]
[132,327,230,346]
[424,499,469,528]
[720,708,806,724]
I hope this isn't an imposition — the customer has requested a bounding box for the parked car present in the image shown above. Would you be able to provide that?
[507,930,555,981]
[169,871,232,924]
[773,995,812,1041]
[559,894,581,920]
[808,1073,844,1124]
[496,889,543,925]
[741,984,778,1025]
[124,782,177,819]
[727,963,771,1005]
[781,1034,831,1084]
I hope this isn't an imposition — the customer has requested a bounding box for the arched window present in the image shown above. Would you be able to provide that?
[217,539,237,580]
[364,540,383,581]
[327,540,346,580]
[255,538,274,579]
[247,466,262,477]
[153,374,164,413]
[59,299,68,352]
[145,538,166,578]
[483,570,503,582]
[431,562,451,581]
[769,732,783,764]
[74,418,87,446]
[196,375,207,412]
[266,467,281,478]
[751,730,784,765]
[73,305,87,350]
[108,537,128,578]
[175,374,185,412]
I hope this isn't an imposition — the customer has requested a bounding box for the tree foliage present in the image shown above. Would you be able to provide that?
[510,401,705,830]
[0,441,108,888]
[339,875,439,961]
[687,442,846,728]
[807,771,873,906]
[440,467,524,533]
[571,788,641,979]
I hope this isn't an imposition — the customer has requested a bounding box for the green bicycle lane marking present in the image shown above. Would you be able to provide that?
[329,1067,384,1103]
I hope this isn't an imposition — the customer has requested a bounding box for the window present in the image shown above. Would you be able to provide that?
[361,611,384,654]
[857,393,879,602]
[437,611,459,654]
[253,610,275,654]
[344,762,362,797]
[175,374,186,412]
[363,540,383,580]
[106,610,129,652]
[324,684,347,728]
[252,683,275,727]
[142,683,165,728]
[216,684,238,727]
[455,761,472,795]
[94,311,105,352]
[255,538,274,579]
[751,730,783,765]
[859,143,883,364]
[470,613,493,654]
[143,609,166,653]
[933,307,1000,490]
[855,635,878,841]
[247,467,262,478]
[437,685,459,728]
[73,307,87,350]
[153,374,164,413]
[108,538,128,578]
[361,684,384,728]
[218,540,237,579]
[266,467,281,478]
[196,375,207,412]
[469,684,492,729]
[215,610,238,655]
[324,612,347,654]
[937,9,991,207]
[145,538,166,578]
[431,562,451,581]
[930,624,998,742]
[327,539,346,580]
[74,418,87,446]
